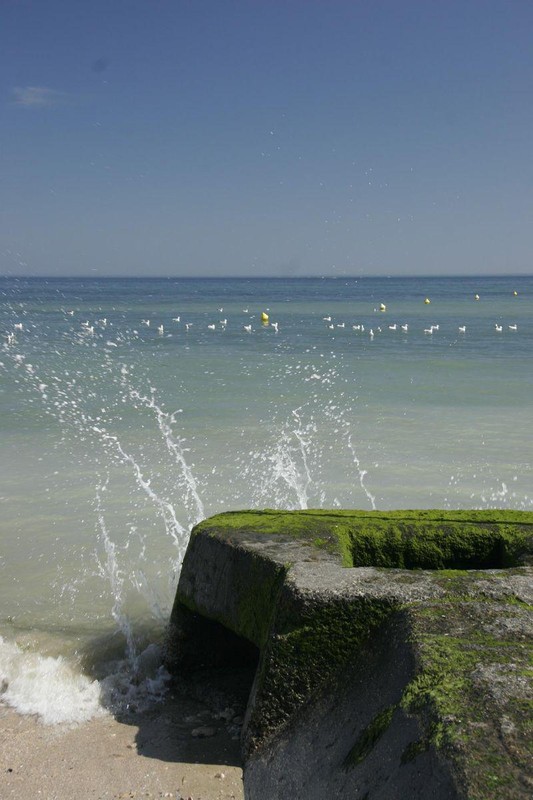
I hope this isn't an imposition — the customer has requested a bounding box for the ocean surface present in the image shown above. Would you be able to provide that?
[1,274,532,724]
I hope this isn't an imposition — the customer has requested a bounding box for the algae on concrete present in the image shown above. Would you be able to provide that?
[191,509,533,569]
[167,509,533,800]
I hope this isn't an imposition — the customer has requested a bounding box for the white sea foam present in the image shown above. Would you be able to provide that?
[0,636,103,725]
[98,643,171,714]
[0,636,171,725]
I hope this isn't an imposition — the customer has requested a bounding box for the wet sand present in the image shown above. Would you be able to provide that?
[0,686,244,800]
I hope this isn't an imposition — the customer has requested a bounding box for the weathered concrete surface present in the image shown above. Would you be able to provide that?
[166,510,533,800]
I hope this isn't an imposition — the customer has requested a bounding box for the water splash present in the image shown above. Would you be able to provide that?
[260,408,314,509]
[234,358,377,511]
[0,636,103,725]
[98,642,171,715]
[125,379,205,526]
[92,424,186,553]
[94,481,137,671]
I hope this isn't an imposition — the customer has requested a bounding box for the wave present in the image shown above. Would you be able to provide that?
[0,636,170,725]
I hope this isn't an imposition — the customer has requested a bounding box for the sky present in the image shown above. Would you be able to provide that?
[1,0,533,277]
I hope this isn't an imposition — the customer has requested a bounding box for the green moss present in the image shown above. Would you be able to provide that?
[192,509,533,571]
[196,509,533,530]
[235,556,287,647]
[247,595,397,750]
[312,536,330,550]
[174,551,287,649]
[345,521,531,570]
[400,601,533,799]
[344,704,396,768]
[401,737,429,764]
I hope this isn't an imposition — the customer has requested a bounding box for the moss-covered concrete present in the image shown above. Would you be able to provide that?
[245,592,397,754]
[167,509,533,800]
[401,599,533,799]
[192,509,533,569]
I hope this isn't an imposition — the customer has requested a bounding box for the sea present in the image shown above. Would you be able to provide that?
[1,274,532,726]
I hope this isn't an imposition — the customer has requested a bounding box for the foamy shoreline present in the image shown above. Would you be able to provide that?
[0,692,244,800]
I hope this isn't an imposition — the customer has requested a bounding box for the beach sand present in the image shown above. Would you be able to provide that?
[0,686,244,800]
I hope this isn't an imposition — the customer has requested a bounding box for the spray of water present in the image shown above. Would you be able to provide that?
[254,409,314,509]
[93,425,186,553]
[289,407,313,508]
[94,481,137,670]
[234,360,377,511]
[125,381,205,525]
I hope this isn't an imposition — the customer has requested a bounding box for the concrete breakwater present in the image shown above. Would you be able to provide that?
[166,510,533,799]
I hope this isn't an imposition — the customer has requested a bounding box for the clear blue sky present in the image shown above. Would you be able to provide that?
[1,0,532,277]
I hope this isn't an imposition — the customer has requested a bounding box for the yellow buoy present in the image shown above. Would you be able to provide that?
[379,303,386,312]
[424,297,431,304]
[513,290,518,296]
[261,311,269,323]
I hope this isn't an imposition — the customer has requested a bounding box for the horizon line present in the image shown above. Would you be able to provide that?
[2,272,533,281]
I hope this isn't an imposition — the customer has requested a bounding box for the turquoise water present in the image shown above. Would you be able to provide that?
[1,275,532,721]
